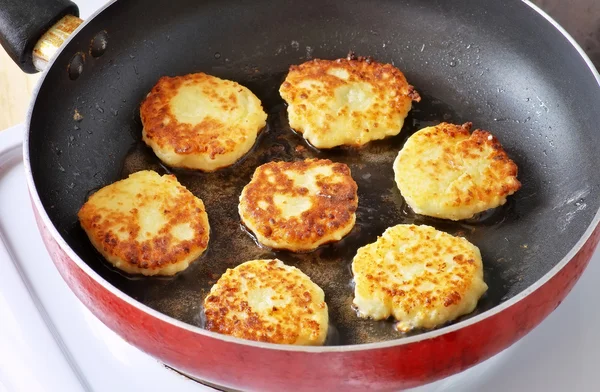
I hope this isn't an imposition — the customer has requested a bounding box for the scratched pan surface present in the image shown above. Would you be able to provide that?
[28,0,600,345]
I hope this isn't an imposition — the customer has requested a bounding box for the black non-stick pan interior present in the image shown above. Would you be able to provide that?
[29,0,600,345]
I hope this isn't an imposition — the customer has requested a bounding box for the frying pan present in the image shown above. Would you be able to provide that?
[2,0,600,390]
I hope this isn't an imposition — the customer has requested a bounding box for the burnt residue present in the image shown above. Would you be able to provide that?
[69,91,517,346]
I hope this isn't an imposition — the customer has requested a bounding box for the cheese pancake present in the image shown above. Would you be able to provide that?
[279,52,420,149]
[78,170,210,276]
[352,224,487,332]
[238,158,358,252]
[204,259,329,345]
[140,72,267,171]
[394,122,521,220]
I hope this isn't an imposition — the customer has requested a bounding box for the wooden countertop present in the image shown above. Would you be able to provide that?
[0,48,40,131]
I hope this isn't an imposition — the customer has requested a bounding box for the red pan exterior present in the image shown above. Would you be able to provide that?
[34,203,600,391]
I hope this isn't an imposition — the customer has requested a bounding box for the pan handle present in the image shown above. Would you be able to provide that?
[0,0,82,73]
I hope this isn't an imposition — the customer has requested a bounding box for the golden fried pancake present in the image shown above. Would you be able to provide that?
[394,122,521,220]
[204,259,329,345]
[140,72,267,171]
[78,170,210,276]
[279,53,420,148]
[238,158,358,252]
[352,224,488,332]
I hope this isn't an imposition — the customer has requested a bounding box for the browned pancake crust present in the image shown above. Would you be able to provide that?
[428,122,521,201]
[352,224,488,331]
[279,53,420,148]
[239,159,358,251]
[394,122,521,220]
[204,259,328,345]
[78,171,209,274]
[140,73,261,162]
[456,125,521,201]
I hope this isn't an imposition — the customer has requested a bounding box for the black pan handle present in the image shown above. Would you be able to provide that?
[0,0,79,73]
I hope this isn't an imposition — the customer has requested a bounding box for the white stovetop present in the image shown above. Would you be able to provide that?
[1,2,599,391]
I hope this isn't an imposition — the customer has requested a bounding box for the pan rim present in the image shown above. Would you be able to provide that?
[22,0,600,353]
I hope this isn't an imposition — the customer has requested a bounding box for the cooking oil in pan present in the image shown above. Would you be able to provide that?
[81,94,514,346]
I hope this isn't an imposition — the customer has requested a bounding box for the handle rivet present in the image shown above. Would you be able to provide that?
[68,52,85,80]
[90,30,108,58]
